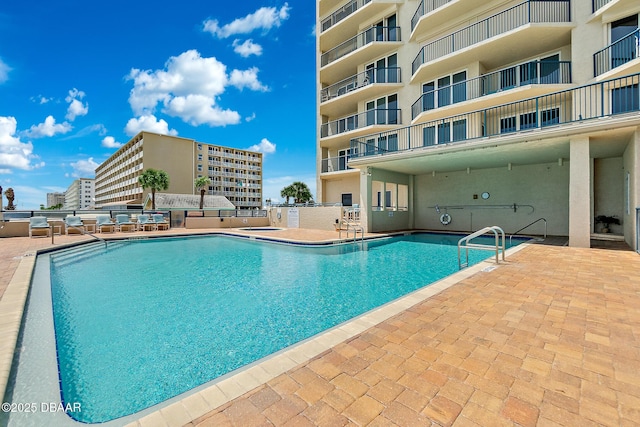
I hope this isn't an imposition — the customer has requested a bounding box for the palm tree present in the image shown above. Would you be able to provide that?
[194,176,212,209]
[138,169,170,210]
[281,181,313,204]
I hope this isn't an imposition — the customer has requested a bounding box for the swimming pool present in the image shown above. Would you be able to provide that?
[7,232,525,425]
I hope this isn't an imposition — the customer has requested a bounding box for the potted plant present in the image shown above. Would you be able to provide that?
[594,215,621,233]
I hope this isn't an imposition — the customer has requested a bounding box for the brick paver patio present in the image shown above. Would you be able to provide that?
[188,244,640,427]
[1,229,639,426]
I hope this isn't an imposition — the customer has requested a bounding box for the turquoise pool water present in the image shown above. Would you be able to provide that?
[49,233,521,423]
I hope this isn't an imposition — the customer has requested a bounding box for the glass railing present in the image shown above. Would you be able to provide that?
[351,73,640,158]
[321,0,372,33]
[321,67,401,102]
[321,26,401,67]
[321,108,402,138]
[411,61,571,119]
[594,29,639,76]
[411,0,571,75]
[410,0,452,31]
[592,0,611,12]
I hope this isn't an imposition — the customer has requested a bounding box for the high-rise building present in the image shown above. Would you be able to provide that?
[46,192,65,208]
[94,132,263,209]
[64,178,94,210]
[317,0,640,248]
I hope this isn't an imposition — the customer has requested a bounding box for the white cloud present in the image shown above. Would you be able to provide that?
[229,68,268,91]
[65,88,89,121]
[31,95,52,104]
[124,114,178,136]
[203,3,290,39]
[23,115,72,138]
[101,136,123,148]
[70,157,99,177]
[247,138,276,154]
[232,39,263,57]
[126,49,267,127]
[245,113,256,122]
[0,116,44,171]
[0,58,10,84]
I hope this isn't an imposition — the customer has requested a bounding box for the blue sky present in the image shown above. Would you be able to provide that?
[0,1,316,209]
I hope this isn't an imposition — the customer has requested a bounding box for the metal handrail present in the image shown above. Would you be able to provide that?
[458,226,506,269]
[593,29,639,77]
[321,67,401,102]
[321,26,401,67]
[509,217,547,244]
[321,108,402,138]
[66,224,108,249]
[411,61,571,119]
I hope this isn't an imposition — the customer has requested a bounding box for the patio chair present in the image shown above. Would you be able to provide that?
[152,214,169,231]
[64,216,85,235]
[96,215,115,233]
[137,214,156,231]
[29,216,51,238]
[115,214,136,232]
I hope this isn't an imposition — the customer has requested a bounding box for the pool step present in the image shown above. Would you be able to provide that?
[50,241,127,267]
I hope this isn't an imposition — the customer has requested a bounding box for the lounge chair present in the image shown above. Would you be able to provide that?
[29,216,51,238]
[115,214,136,232]
[96,215,115,233]
[152,214,169,231]
[137,214,156,231]
[65,216,85,235]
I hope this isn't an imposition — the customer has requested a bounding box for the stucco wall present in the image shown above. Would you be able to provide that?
[623,130,640,249]
[185,217,269,229]
[594,157,624,234]
[269,206,344,231]
[413,162,570,236]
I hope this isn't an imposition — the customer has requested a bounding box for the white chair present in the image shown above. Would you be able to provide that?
[29,216,51,238]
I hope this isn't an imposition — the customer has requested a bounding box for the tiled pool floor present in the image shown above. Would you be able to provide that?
[1,229,639,426]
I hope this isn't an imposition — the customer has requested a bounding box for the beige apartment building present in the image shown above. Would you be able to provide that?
[94,132,263,209]
[317,0,640,249]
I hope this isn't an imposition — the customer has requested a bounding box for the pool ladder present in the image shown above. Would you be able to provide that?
[458,226,506,269]
[338,208,364,243]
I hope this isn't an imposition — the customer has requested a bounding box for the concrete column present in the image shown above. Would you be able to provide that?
[569,137,591,247]
[359,167,372,232]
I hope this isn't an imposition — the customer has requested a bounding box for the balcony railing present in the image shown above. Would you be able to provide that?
[321,67,401,102]
[411,0,452,31]
[351,73,640,158]
[411,0,571,75]
[321,109,402,138]
[594,29,640,77]
[321,0,372,33]
[321,156,355,173]
[592,0,611,12]
[411,61,571,119]
[321,26,401,67]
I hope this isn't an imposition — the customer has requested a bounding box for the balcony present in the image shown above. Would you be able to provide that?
[592,0,611,12]
[351,73,640,160]
[321,156,359,174]
[412,61,572,121]
[411,0,571,83]
[320,67,401,117]
[321,108,402,148]
[320,26,402,83]
[411,0,456,40]
[594,29,640,77]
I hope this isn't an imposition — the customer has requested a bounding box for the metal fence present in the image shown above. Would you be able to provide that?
[351,73,640,158]
[321,0,372,33]
[592,0,611,13]
[411,0,453,31]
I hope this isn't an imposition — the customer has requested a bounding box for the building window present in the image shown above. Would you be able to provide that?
[197,165,203,172]
[611,84,639,114]
[500,117,517,133]
[520,112,537,129]
[542,108,560,126]
[198,144,202,150]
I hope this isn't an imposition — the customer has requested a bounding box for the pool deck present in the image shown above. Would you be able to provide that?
[1,228,639,426]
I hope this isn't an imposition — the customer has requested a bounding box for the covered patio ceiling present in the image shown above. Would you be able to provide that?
[349,124,635,176]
